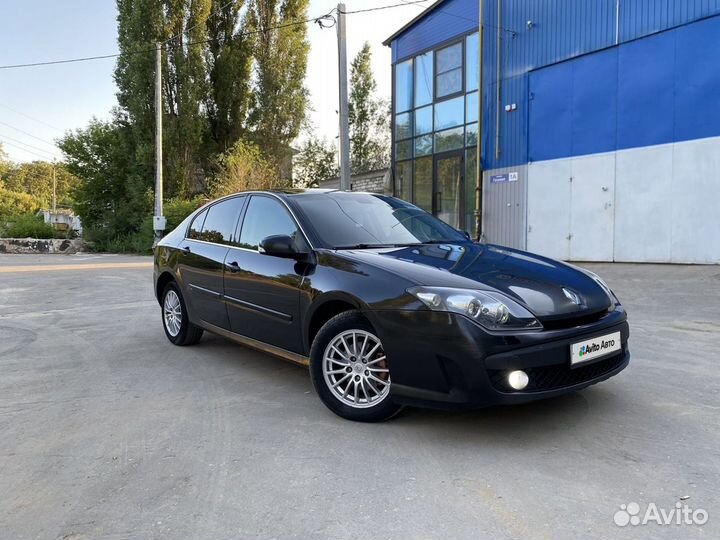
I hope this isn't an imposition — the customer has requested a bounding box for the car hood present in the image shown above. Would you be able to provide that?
[337,243,612,319]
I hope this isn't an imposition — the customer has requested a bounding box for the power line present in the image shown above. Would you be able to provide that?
[0,52,122,71]
[0,133,58,156]
[0,120,58,148]
[341,0,430,14]
[0,139,58,160]
[0,0,427,71]
[393,0,517,35]
[0,103,65,132]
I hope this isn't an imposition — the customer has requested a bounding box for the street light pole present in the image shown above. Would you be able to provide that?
[475,0,484,241]
[153,42,166,245]
[337,3,351,191]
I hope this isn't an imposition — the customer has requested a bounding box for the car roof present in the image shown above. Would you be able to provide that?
[228,188,382,199]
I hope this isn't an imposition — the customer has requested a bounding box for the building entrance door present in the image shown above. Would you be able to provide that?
[434,151,464,229]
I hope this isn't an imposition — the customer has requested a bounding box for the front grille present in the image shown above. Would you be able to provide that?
[539,309,608,330]
[488,349,626,393]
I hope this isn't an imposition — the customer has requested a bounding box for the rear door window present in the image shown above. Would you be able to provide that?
[188,197,245,244]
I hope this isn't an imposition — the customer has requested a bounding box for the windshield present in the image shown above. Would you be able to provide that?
[292,192,468,248]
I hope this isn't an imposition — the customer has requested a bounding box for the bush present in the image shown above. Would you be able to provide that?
[164,197,204,230]
[2,214,55,238]
[81,197,203,254]
[0,189,41,219]
[209,141,287,197]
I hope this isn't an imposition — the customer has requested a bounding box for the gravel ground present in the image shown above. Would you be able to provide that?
[0,253,718,540]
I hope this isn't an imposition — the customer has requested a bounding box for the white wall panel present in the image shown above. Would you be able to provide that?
[526,159,571,260]
[614,144,673,262]
[671,137,720,263]
[569,154,616,261]
[516,137,720,264]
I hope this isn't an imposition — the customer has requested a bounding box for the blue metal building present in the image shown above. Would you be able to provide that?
[384,0,720,263]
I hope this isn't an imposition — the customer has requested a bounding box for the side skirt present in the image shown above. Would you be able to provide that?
[198,321,310,368]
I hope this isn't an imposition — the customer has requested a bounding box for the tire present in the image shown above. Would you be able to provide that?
[309,310,403,422]
[161,281,204,346]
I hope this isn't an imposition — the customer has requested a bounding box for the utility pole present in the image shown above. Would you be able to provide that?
[337,3,351,191]
[51,161,57,214]
[475,0,485,241]
[153,42,166,244]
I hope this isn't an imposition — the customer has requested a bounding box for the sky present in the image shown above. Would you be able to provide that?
[0,0,430,163]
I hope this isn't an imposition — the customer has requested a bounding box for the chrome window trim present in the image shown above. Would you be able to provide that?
[182,191,315,251]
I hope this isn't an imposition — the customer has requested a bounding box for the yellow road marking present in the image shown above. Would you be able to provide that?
[0,262,153,273]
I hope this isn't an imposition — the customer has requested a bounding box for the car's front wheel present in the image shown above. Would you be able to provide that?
[310,311,402,422]
[161,281,204,346]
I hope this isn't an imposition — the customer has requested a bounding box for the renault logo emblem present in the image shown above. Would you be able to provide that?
[562,287,581,305]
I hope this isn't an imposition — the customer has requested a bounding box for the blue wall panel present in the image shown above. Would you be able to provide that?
[529,14,720,162]
[528,48,618,162]
[620,0,720,42]
[617,31,675,149]
[674,16,720,142]
[393,0,478,63]
[527,62,573,163]
[571,48,618,157]
[389,0,720,169]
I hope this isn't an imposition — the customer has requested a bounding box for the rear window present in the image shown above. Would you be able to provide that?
[187,208,208,240]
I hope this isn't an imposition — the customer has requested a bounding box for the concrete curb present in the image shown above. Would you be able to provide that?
[0,238,88,254]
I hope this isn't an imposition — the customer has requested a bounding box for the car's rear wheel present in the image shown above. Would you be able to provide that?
[162,281,203,346]
[310,311,402,422]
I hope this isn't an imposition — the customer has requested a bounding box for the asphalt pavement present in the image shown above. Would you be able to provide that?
[0,253,718,539]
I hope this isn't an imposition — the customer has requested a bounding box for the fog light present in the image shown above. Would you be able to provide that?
[507,370,529,391]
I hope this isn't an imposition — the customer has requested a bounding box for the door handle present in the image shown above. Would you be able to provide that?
[226,261,240,273]
[435,191,443,213]
[181,245,191,255]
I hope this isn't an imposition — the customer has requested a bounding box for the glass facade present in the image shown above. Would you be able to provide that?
[392,32,480,233]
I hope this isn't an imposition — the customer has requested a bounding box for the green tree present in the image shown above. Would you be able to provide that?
[247,0,310,172]
[1,161,78,208]
[115,0,211,197]
[58,119,150,246]
[349,42,390,174]
[294,135,338,187]
[0,189,41,219]
[205,0,254,152]
[0,143,8,185]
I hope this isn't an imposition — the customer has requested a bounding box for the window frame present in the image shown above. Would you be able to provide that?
[186,207,209,240]
[235,194,311,254]
[185,195,247,246]
[434,39,465,101]
[391,30,479,201]
[394,58,414,114]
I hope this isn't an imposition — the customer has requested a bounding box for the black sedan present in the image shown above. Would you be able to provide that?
[153,189,629,422]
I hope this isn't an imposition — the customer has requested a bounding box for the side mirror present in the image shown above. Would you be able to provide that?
[259,234,303,259]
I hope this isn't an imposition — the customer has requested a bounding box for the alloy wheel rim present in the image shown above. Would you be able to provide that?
[322,329,390,409]
[163,290,182,337]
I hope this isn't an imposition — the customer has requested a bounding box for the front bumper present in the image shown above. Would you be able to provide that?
[365,306,630,410]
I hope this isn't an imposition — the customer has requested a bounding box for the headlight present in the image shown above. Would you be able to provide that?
[407,286,542,331]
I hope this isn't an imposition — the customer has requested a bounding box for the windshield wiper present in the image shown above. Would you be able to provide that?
[333,243,408,250]
[333,240,464,250]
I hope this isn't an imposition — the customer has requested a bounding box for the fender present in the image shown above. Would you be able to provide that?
[302,290,368,354]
